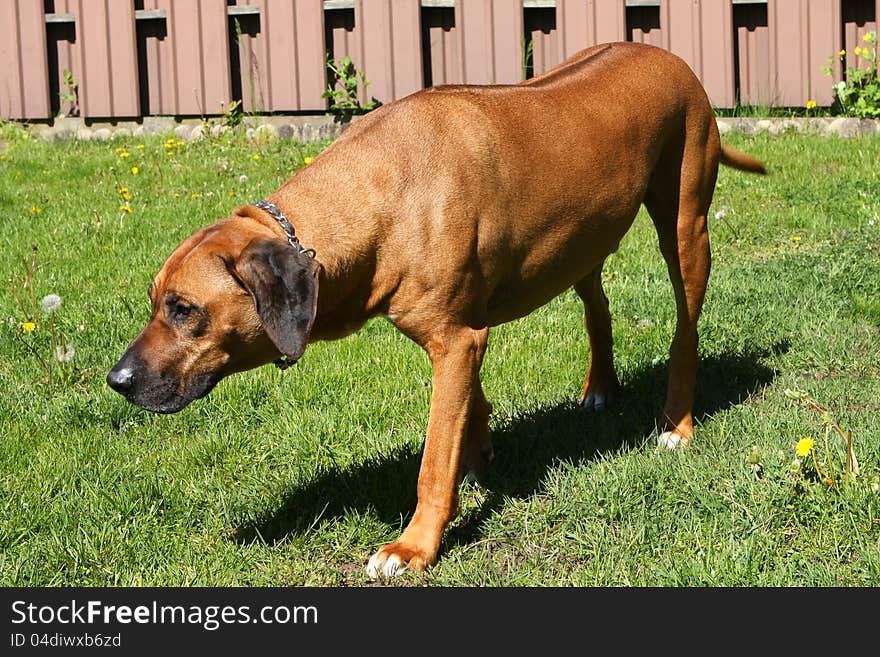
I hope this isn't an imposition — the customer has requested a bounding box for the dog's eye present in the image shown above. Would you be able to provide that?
[169,303,193,322]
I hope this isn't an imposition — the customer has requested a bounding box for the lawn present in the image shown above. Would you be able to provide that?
[0,122,878,586]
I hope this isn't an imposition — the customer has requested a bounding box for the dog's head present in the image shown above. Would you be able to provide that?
[107,216,320,413]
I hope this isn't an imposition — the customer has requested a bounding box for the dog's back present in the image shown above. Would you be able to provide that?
[301,43,720,325]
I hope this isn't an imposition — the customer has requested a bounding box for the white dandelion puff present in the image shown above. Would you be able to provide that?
[54,344,75,363]
[41,294,62,314]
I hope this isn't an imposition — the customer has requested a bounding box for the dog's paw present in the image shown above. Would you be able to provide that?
[366,542,430,580]
[367,552,410,580]
[657,430,691,450]
[581,378,619,411]
[582,390,609,411]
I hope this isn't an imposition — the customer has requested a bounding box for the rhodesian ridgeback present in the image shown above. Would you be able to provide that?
[108,42,766,578]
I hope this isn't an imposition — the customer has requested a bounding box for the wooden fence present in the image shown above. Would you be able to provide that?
[1,0,878,121]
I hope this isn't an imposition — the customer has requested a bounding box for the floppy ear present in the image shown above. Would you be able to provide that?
[234,238,320,362]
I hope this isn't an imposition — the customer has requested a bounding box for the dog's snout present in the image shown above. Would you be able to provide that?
[107,365,134,393]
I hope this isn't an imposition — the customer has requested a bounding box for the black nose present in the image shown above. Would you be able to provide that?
[107,366,134,393]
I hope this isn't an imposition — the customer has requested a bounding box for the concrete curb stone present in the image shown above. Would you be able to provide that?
[23,115,880,143]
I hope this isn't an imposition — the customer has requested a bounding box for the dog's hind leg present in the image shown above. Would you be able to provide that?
[644,131,718,449]
[367,324,489,578]
[462,382,493,483]
[574,264,620,411]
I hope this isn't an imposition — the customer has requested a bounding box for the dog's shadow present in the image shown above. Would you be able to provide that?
[232,343,785,547]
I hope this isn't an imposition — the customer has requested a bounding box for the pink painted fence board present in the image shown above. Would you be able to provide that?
[661,0,736,108]
[842,0,879,73]
[628,4,663,48]
[556,0,627,61]
[457,0,523,84]
[50,0,140,118]
[232,0,326,112]
[0,0,50,120]
[736,2,773,106]
[141,0,232,116]
[768,0,841,107]
[356,0,423,103]
[422,4,460,86]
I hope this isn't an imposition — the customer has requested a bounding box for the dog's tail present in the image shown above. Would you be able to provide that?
[720,143,766,174]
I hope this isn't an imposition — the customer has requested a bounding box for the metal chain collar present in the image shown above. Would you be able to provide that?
[253,199,316,258]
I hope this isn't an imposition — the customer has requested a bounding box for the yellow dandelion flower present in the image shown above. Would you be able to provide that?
[790,235,801,242]
[304,156,313,165]
[166,150,175,156]
[228,191,237,197]
[119,151,131,158]
[22,321,36,332]
[806,99,817,110]
[29,206,42,215]
[121,192,132,202]
[120,204,133,214]
[136,143,145,149]
[191,193,201,199]
[119,186,129,194]
[864,32,874,43]
[855,46,862,56]
[130,166,139,175]
[252,154,261,161]
[839,49,846,57]
[176,139,185,146]
[796,437,815,457]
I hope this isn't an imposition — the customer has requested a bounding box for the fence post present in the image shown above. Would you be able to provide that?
[234,0,325,113]
[768,0,841,107]
[457,0,523,84]
[0,0,51,120]
[556,0,626,61]
[661,0,736,109]
[356,0,423,104]
[71,1,140,118]
[140,0,232,117]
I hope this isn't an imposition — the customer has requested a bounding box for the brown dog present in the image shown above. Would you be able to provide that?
[108,42,765,578]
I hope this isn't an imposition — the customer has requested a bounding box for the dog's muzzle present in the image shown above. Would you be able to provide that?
[107,351,220,414]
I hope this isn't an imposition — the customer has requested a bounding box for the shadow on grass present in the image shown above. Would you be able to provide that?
[232,344,785,546]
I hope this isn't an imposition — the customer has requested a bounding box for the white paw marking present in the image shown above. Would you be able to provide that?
[366,552,409,580]
[657,431,682,450]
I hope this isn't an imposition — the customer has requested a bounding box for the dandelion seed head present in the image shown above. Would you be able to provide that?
[41,294,62,314]
[54,344,75,363]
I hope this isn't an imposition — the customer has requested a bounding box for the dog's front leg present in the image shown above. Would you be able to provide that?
[367,325,489,579]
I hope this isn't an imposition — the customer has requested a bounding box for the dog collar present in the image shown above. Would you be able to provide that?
[253,199,316,258]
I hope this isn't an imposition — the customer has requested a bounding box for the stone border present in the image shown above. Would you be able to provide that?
[32,115,357,143]
[717,117,880,138]
[22,115,880,142]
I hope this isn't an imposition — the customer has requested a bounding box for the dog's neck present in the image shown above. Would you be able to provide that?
[232,199,385,343]
[252,199,316,258]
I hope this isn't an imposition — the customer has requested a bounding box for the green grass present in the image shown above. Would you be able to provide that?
[1,124,879,586]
